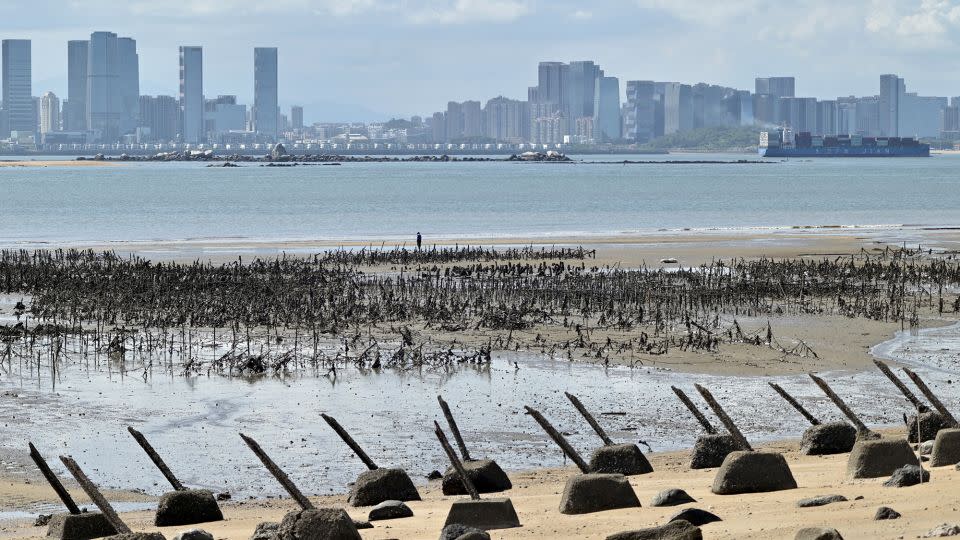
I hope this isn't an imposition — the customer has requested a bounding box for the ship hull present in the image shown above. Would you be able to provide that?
[760,146,930,157]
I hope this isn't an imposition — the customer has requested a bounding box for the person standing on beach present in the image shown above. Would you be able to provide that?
[416,232,422,250]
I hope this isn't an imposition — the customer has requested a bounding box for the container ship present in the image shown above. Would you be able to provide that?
[759,128,930,157]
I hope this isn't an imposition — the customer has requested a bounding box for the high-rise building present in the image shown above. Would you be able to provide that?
[483,96,529,142]
[40,91,60,133]
[2,39,34,137]
[662,83,692,134]
[566,61,599,124]
[179,46,203,144]
[879,74,903,137]
[592,76,620,142]
[253,47,278,139]
[461,101,482,138]
[755,77,795,98]
[117,37,139,136]
[445,101,463,141]
[899,93,947,138]
[65,40,88,131]
[204,95,247,140]
[291,105,303,130]
[623,80,655,143]
[431,111,446,143]
[138,95,178,142]
[817,100,838,135]
[536,62,566,113]
[87,32,122,141]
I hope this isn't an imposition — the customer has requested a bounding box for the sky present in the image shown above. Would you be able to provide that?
[8,0,960,122]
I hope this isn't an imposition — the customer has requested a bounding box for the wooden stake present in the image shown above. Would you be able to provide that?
[694,384,752,451]
[28,443,80,515]
[239,433,314,510]
[808,373,873,434]
[126,426,185,491]
[565,392,614,446]
[434,421,479,500]
[58,456,131,534]
[320,414,378,471]
[902,368,959,426]
[873,360,929,413]
[768,382,820,426]
[671,386,717,434]
[523,406,590,473]
[437,395,472,462]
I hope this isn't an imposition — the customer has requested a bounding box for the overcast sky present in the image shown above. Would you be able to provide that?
[10,0,960,121]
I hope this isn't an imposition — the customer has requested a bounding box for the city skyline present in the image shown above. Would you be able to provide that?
[7,1,960,121]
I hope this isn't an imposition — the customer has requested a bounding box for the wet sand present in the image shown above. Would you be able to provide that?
[1,431,955,540]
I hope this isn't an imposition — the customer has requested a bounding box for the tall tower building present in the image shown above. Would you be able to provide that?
[754,77,795,98]
[179,46,203,143]
[593,76,620,142]
[65,40,89,131]
[2,39,34,137]
[291,105,303,130]
[253,47,278,139]
[87,31,121,141]
[40,91,60,133]
[879,74,904,137]
[117,37,139,136]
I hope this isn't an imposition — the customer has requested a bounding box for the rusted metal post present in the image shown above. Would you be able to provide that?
[320,413,378,471]
[28,443,80,515]
[240,433,314,510]
[58,456,131,534]
[434,421,480,500]
[768,382,820,426]
[438,395,472,462]
[808,373,873,434]
[873,360,929,413]
[902,368,959,426]
[671,386,717,434]
[126,426,185,491]
[565,392,614,446]
[524,406,590,473]
[694,384,752,451]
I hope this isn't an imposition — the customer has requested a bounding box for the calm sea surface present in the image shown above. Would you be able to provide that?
[1,153,959,247]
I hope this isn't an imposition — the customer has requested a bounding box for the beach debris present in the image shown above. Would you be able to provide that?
[126,427,223,527]
[906,411,950,443]
[800,422,857,456]
[34,515,52,527]
[846,439,918,479]
[710,451,798,495]
[57,456,132,535]
[439,524,490,540]
[240,433,315,510]
[794,528,844,540]
[930,428,960,466]
[671,387,717,434]
[650,488,696,507]
[565,392,653,475]
[808,374,877,438]
[874,506,901,520]
[873,360,930,413]
[435,421,520,531]
[171,530,212,540]
[690,434,741,469]
[438,396,512,495]
[660,258,678,264]
[883,464,929,487]
[524,406,640,514]
[924,523,960,537]
[320,414,420,506]
[367,500,413,521]
[28,443,82,515]
[694,384,752,451]
[669,508,721,526]
[797,495,848,508]
[605,520,702,540]
[769,382,820,426]
[902,368,959,427]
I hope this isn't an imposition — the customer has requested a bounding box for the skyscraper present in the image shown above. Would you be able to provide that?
[879,74,904,137]
[138,95,178,142]
[483,96,529,142]
[179,46,203,143]
[40,91,60,133]
[2,39,34,137]
[755,77,795,98]
[592,76,620,141]
[65,40,88,131]
[291,105,303,130]
[117,37,139,136]
[462,101,482,138]
[662,83,692,134]
[253,47,278,139]
[623,81,655,143]
[566,61,599,123]
[445,101,463,141]
[87,31,122,141]
[536,62,566,112]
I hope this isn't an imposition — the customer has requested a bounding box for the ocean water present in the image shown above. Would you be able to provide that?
[1,153,959,248]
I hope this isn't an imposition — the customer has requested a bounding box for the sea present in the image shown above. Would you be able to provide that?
[1,153,959,249]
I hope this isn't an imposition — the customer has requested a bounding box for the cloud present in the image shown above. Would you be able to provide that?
[570,10,592,20]
[405,0,532,24]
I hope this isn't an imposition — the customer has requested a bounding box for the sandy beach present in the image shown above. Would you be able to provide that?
[1,430,955,540]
